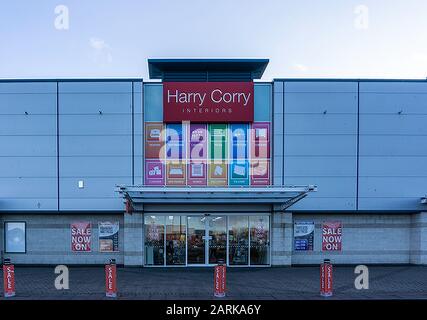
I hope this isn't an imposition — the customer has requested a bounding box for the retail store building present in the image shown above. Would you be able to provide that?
[0,59,426,266]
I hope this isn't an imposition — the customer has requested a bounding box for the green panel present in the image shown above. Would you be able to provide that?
[209,124,228,160]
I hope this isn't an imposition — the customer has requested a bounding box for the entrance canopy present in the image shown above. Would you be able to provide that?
[116,185,317,212]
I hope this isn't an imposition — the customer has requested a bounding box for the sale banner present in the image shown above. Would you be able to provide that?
[3,264,15,297]
[71,222,92,252]
[294,221,315,251]
[208,124,228,186]
[166,161,186,185]
[166,123,185,160]
[99,222,119,252]
[145,122,164,159]
[188,123,207,186]
[229,124,249,186]
[322,221,343,251]
[145,160,165,185]
[214,264,226,298]
[105,263,117,298]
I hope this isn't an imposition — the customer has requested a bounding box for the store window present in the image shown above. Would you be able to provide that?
[228,216,249,265]
[144,216,165,265]
[5,222,26,253]
[250,216,270,265]
[166,216,186,265]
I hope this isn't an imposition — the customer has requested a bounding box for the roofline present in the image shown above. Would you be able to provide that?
[273,78,427,83]
[1,77,426,83]
[148,58,270,64]
[0,78,143,83]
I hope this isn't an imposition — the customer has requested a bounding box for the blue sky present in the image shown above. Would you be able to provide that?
[1,0,427,80]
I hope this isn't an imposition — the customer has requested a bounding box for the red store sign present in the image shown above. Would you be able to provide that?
[163,82,254,123]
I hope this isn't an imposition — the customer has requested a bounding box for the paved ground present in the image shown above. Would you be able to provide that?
[0,265,426,300]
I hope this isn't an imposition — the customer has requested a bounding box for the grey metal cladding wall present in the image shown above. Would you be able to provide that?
[281,81,358,211]
[359,82,427,211]
[0,82,58,211]
[272,81,284,186]
[58,81,134,211]
[133,81,144,185]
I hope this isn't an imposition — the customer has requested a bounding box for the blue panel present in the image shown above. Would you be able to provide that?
[284,157,356,177]
[134,89,144,178]
[59,136,131,156]
[0,93,56,114]
[60,177,131,198]
[273,81,284,93]
[58,81,133,211]
[360,82,427,94]
[0,115,56,135]
[284,135,357,156]
[358,177,426,198]
[359,157,427,176]
[285,177,356,198]
[144,84,163,121]
[283,81,358,211]
[284,93,357,114]
[58,81,132,93]
[0,178,57,197]
[60,157,131,176]
[59,93,132,114]
[284,114,357,134]
[0,81,58,211]
[358,81,427,211]
[360,115,427,135]
[254,84,272,122]
[0,82,56,94]
[285,81,357,93]
[0,157,56,177]
[59,115,131,135]
[0,136,56,156]
[359,136,427,156]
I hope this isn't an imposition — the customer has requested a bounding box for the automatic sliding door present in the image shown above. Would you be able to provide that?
[208,216,226,264]
[228,216,249,265]
[144,215,165,266]
[250,216,270,265]
[187,216,206,265]
[166,216,186,265]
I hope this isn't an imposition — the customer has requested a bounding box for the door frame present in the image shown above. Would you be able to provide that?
[186,214,227,267]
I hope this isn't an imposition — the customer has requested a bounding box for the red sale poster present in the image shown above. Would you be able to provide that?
[71,222,92,252]
[322,221,343,251]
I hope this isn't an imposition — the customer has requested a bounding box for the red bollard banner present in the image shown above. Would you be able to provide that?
[320,259,333,297]
[105,260,117,298]
[3,262,16,298]
[214,260,226,298]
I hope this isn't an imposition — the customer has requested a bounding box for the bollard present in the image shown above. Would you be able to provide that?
[214,259,226,298]
[105,259,117,298]
[3,258,16,298]
[320,259,333,297]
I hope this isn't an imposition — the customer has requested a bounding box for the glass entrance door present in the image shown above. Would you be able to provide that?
[208,216,226,264]
[187,215,226,265]
[187,216,206,264]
